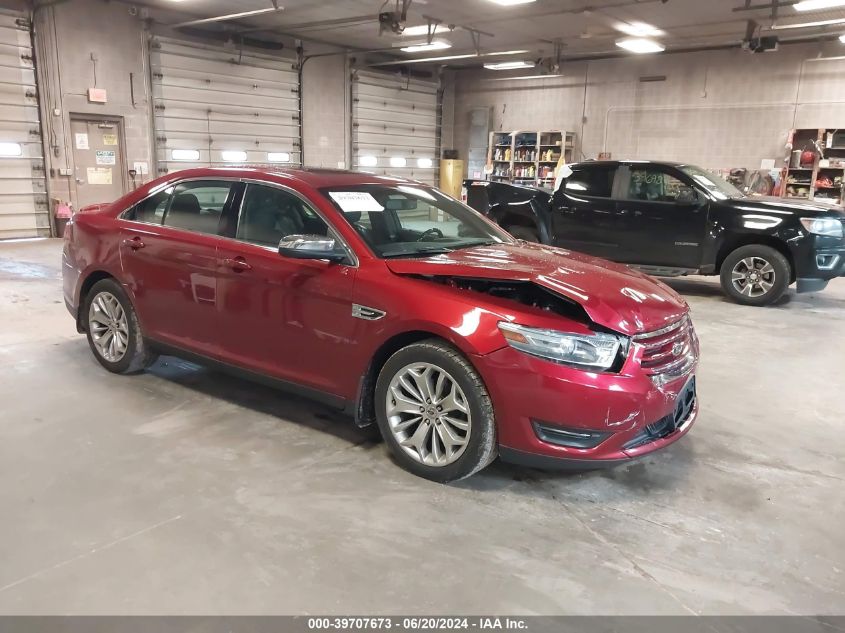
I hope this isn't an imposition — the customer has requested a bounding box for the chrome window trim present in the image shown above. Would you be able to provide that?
[117,176,243,226]
[117,175,359,267]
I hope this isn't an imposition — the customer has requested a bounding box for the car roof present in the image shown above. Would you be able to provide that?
[157,166,426,190]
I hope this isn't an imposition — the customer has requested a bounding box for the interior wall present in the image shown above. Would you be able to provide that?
[32,0,154,211]
[448,42,845,174]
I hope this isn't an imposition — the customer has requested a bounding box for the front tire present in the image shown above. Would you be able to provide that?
[84,278,157,374]
[720,245,790,306]
[374,340,497,482]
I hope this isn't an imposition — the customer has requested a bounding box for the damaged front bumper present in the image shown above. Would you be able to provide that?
[473,345,699,469]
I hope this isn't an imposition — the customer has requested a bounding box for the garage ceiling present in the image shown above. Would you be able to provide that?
[136,0,845,66]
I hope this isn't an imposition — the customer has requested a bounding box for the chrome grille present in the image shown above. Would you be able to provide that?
[633,316,698,382]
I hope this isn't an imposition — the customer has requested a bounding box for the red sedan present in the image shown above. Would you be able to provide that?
[62,168,699,482]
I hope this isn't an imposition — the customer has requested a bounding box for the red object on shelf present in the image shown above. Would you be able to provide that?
[801,150,816,167]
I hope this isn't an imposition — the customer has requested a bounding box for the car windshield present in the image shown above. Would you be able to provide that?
[680,165,745,200]
[320,184,513,258]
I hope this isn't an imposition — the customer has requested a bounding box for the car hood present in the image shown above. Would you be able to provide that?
[729,195,845,216]
[385,242,689,336]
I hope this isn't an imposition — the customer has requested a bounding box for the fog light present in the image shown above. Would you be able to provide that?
[532,420,612,449]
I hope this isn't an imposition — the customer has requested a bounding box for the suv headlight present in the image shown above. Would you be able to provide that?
[498,322,626,370]
[800,217,843,238]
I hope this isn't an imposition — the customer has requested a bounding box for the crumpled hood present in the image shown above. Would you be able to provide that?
[385,242,689,336]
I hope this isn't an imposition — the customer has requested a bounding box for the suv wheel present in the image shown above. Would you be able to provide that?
[85,278,157,374]
[507,225,540,243]
[375,340,497,482]
[719,245,790,306]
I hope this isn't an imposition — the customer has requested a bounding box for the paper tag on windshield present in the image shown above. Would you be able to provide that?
[329,191,384,213]
[554,164,573,193]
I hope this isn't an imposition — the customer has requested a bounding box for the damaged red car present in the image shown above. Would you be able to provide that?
[62,167,700,482]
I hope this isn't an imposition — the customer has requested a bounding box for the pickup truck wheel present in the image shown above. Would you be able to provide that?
[375,340,497,482]
[720,245,790,306]
[507,226,540,243]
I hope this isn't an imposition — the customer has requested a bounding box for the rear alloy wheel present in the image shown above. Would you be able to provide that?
[720,245,790,306]
[85,278,157,374]
[375,340,496,482]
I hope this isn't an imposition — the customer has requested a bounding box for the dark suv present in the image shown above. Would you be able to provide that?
[465,161,845,306]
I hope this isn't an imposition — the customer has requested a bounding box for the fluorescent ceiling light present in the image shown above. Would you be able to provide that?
[267,152,291,162]
[487,73,564,81]
[484,60,536,70]
[488,0,536,5]
[794,0,845,11]
[221,150,247,162]
[171,149,200,161]
[390,157,407,167]
[402,24,439,36]
[416,158,434,168]
[771,17,845,29]
[616,37,665,53]
[616,21,665,37]
[359,155,378,167]
[0,142,22,157]
[400,40,451,53]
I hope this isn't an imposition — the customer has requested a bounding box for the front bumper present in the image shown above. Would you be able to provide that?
[474,345,699,468]
[792,233,845,293]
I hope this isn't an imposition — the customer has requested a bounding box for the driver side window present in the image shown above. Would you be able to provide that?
[236,184,329,248]
[628,168,697,204]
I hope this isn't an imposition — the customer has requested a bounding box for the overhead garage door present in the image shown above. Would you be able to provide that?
[0,12,47,239]
[150,37,300,176]
[352,69,439,186]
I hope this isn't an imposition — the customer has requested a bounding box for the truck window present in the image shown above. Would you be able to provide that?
[564,166,615,198]
[628,168,697,203]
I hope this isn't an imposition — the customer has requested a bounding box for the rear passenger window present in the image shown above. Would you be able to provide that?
[162,181,233,235]
[125,189,170,224]
[565,167,616,198]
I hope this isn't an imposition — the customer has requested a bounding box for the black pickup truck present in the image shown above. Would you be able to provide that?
[464,160,845,306]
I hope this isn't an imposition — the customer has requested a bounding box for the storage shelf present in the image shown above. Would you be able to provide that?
[487,129,575,185]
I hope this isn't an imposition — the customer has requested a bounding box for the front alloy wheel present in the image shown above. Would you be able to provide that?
[720,244,790,306]
[730,256,776,299]
[385,362,471,467]
[375,340,497,482]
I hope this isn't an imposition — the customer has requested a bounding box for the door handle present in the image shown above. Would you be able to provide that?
[122,237,145,250]
[222,257,252,272]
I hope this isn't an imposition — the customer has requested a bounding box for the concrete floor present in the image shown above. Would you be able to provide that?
[0,237,843,615]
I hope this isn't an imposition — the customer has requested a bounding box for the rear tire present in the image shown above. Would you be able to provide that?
[375,340,497,483]
[507,225,540,243]
[719,244,790,306]
[84,278,157,374]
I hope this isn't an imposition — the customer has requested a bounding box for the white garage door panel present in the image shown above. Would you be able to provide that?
[151,37,300,174]
[352,69,439,186]
[0,13,48,239]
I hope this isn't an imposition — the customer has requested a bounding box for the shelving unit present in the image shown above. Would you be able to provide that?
[487,130,576,187]
[782,128,845,205]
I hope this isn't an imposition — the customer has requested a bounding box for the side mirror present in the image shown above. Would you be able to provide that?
[278,234,347,262]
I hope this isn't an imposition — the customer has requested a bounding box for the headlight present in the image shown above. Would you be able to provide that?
[498,322,626,370]
[800,217,843,238]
